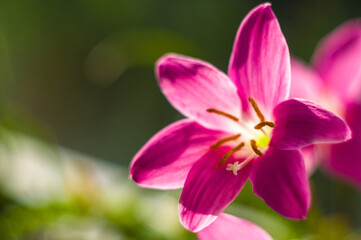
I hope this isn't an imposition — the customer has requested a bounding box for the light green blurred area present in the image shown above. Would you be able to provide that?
[0,0,360,239]
[0,131,196,239]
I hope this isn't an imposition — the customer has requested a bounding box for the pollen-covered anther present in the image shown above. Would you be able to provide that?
[207,108,239,122]
[254,121,276,129]
[250,139,263,156]
[214,142,245,168]
[210,134,241,149]
[248,97,265,122]
[226,162,242,176]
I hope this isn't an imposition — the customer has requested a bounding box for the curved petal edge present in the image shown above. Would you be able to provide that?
[271,98,351,150]
[197,213,273,240]
[228,3,290,117]
[250,147,310,219]
[130,119,228,189]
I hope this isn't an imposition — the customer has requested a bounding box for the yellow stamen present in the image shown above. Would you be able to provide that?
[215,142,245,168]
[250,139,263,156]
[210,134,241,149]
[207,108,239,122]
[248,97,265,122]
[254,121,276,129]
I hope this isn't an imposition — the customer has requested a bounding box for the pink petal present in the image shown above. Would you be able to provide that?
[301,145,321,176]
[156,54,242,133]
[197,213,273,240]
[130,119,228,189]
[326,102,361,188]
[228,3,290,117]
[250,147,310,219]
[271,98,351,150]
[290,57,322,101]
[312,19,361,101]
[179,146,253,232]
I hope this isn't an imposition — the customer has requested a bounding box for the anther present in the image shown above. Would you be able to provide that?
[215,142,245,168]
[207,108,239,122]
[248,97,265,122]
[250,139,263,156]
[211,134,241,149]
[254,121,276,130]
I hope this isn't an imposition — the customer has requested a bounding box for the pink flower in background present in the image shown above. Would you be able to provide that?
[130,3,351,232]
[197,213,272,240]
[291,20,361,187]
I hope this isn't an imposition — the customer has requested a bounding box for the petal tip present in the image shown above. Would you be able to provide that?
[128,154,166,189]
[128,163,141,184]
[178,204,206,232]
[128,169,149,188]
[178,211,216,233]
[300,214,307,220]
[156,53,180,65]
[129,151,142,180]
[255,2,271,9]
[337,114,352,142]
[155,53,177,76]
[293,196,310,220]
[249,2,273,17]
[156,53,186,74]
[296,209,308,220]
[345,124,352,141]
[283,204,309,220]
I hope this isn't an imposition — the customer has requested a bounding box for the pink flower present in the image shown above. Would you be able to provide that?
[290,19,361,187]
[197,213,272,240]
[130,3,351,232]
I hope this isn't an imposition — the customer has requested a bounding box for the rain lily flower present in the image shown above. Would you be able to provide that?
[291,19,361,187]
[130,3,351,232]
[197,213,272,240]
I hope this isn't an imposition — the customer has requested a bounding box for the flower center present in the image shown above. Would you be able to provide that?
[207,97,275,175]
[256,134,270,148]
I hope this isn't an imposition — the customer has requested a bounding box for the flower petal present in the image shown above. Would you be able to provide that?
[228,3,290,117]
[301,145,320,176]
[197,213,273,240]
[179,146,253,232]
[312,19,361,101]
[130,119,228,189]
[271,98,351,150]
[250,147,310,219]
[326,102,361,188]
[156,54,242,133]
[290,57,322,101]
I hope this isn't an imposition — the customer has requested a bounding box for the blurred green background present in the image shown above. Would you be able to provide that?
[0,0,360,239]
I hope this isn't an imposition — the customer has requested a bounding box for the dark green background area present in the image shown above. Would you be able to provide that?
[0,0,360,165]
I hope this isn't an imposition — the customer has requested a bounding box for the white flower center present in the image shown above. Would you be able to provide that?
[208,97,275,175]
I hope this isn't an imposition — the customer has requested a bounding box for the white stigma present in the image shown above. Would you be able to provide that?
[226,161,242,176]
